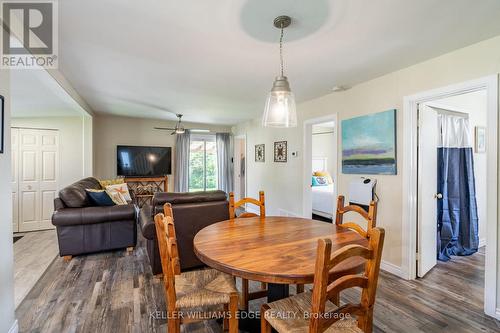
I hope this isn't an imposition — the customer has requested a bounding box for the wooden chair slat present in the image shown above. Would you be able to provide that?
[326,275,368,300]
[335,195,377,238]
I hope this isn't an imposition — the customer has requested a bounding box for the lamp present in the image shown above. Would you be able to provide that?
[262,15,297,128]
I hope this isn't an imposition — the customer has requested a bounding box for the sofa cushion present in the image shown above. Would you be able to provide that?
[59,177,102,208]
[52,204,136,226]
[152,191,227,215]
[139,205,155,239]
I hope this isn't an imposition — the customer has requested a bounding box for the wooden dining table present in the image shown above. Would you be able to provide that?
[193,216,368,303]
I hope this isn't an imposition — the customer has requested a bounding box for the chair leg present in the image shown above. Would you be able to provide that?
[261,282,267,290]
[63,255,72,262]
[296,284,304,294]
[261,304,272,333]
[167,315,180,333]
[229,292,239,333]
[241,278,249,310]
[223,303,229,331]
[331,291,340,306]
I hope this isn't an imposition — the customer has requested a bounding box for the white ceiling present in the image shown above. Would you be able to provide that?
[11,69,85,118]
[58,0,500,125]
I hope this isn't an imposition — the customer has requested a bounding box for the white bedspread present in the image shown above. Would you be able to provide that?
[312,184,334,216]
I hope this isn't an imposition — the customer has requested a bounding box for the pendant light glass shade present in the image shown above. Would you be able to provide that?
[262,76,297,127]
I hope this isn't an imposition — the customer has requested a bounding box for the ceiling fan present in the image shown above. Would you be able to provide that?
[154,114,186,135]
[154,114,210,135]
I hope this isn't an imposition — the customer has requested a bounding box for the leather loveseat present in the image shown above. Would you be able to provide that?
[52,177,137,259]
[139,191,229,275]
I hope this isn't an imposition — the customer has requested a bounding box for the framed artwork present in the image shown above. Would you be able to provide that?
[274,141,287,162]
[255,144,265,162]
[0,95,4,154]
[342,109,397,175]
[475,126,486,153]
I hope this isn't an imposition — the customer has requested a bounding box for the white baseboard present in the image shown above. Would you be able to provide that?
[381,260,405,279]
[8,320,18,333]
[494,308,500,320]
[278,209,301,217]
[479,238,487,248]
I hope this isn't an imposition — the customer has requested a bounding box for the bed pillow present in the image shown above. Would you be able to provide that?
[86,189,116,206]
[313,171,333,184]
[312,176,329,186]
[106,183,132,202]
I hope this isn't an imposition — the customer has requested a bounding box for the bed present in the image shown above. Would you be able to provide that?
[312,184,335,218]
[311,157,335,218]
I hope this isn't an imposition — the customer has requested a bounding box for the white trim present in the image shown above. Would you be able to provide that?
[402,75,499,318]
[8,320,18,333]
[380,261,404,278]
[479,238,487,248]
[302,114,338,218]
[233,134,247,200]
[494,308,500,321]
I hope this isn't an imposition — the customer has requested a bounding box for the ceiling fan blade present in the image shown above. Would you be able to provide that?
[154,127,176,131]
[171,131,176,135]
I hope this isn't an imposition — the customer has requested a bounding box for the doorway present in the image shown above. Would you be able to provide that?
[233,135,246,201]
[12,127,59,232]
[303,115,338,220]
[417,91,487,278]
[403,75,498,318]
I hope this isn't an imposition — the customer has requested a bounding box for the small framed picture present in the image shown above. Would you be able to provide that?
[255,144,265,162]
[475,126,486,153]
[0,95,4,154]
[274,141,287,163]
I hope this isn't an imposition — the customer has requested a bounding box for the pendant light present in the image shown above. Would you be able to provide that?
[262,15,297,128]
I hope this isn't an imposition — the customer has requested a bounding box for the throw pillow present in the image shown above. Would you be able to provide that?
[312,176,329,186]
[313,171,333,184]
[99,178,125,188]
[86,189,116,206]
[106,190,128,205]
[106,183,132,201]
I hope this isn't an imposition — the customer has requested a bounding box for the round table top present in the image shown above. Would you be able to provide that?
[193,216,368,284]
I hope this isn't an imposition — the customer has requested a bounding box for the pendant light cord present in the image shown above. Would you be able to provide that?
[279,23,284,77]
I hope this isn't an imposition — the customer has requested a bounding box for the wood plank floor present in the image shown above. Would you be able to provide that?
[16,234,500,333]
[14,229,58,308]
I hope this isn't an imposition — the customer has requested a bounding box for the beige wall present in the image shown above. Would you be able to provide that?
[0,69,16,333]
[11,116,86,189]
[233,35,500,271]
[93,115,231,191]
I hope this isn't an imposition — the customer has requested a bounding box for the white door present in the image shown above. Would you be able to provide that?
[417,105,439,277]
[39,131,59,229]
[18,129,58,232]
[11,128,19,233]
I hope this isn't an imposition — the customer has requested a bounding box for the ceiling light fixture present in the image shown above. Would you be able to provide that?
[262,15,297,128]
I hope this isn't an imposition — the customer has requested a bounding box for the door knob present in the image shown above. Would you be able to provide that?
[434,193,443,199]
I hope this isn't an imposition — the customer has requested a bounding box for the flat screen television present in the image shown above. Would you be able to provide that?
[117,145,172,177]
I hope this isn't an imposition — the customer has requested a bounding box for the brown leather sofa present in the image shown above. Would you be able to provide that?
[139,191,229,274]
[52,177,137,258]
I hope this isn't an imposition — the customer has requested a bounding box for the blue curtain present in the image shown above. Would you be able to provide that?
[437,114,479,261]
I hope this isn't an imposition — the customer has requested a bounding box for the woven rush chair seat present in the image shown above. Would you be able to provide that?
[263,291,362,333]
[175,268,238,309]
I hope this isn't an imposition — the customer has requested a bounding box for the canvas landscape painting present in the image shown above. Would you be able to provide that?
[342,109,397,174]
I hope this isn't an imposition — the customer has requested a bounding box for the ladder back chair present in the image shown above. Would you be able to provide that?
[261,227,385,333]
[155,203,239,333]
[228,191,269,310]
[228,191,305,310]
[335,195,377,239]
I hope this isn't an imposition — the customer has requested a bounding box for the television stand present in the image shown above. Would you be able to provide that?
[124,176,168,207]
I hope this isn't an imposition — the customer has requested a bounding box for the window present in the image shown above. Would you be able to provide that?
[189,134,218,192]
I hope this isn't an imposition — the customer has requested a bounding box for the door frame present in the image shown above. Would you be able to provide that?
[402,75,498,318]
[302,114,338,218]
[233,134,247,201]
